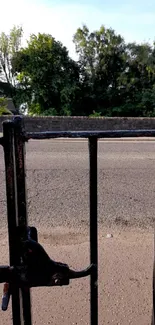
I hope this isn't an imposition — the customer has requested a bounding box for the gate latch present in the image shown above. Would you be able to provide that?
[0,227,96,311]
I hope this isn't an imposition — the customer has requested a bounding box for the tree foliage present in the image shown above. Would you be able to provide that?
[0,25,23,106]
[1,24,155,116]
[12,33,80,115]
[0,97,12,115]
[73,25,155,117]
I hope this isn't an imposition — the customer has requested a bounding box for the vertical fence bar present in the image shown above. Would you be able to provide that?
[152,233,155,325]
[3,120,22,325]
[89,137,98,325]
[13,116,32,325]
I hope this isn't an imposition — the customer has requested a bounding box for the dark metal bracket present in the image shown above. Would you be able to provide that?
[0,225,95,311]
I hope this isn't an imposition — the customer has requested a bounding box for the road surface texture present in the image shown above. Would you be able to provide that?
[0,139,154,324]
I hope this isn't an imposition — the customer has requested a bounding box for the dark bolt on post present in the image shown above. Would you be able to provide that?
[89,137,98,325]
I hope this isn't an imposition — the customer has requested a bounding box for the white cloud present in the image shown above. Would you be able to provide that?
[0,0,155,60]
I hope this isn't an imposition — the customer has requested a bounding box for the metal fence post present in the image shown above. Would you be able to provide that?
[3,117,32,325]
[3,120,23,325]
[14,116,32,325]
[89,137,98,325]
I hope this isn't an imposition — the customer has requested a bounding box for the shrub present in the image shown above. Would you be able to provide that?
[89,110,102,117]
[41,108,57,116]
[0,97,13,115]
[0,107,13,115]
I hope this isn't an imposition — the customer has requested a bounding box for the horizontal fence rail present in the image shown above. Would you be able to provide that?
[26,129,155,140]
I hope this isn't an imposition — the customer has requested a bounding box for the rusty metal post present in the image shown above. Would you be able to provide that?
[89,137,98,325]
[3,120,23,325]
[3,117,32,325]
[13,116,32,325]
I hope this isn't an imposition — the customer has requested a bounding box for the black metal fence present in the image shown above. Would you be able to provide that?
[0,116,154,325]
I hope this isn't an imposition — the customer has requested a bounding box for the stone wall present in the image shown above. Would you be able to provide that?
[1,116,155,132]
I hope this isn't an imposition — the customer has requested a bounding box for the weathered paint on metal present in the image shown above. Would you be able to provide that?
[13,116,32,325]
[2,120,23,325]
[26,129,155,140]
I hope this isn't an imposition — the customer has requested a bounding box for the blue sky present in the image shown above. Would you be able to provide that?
[1,0,155,59]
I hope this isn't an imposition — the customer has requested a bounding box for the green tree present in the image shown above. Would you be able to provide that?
[73,25,126,115]
[12,33,80,115]
[8,23,155,117]
[0,25,23,104]
[73,24,155,117]
[115,42,155,116]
